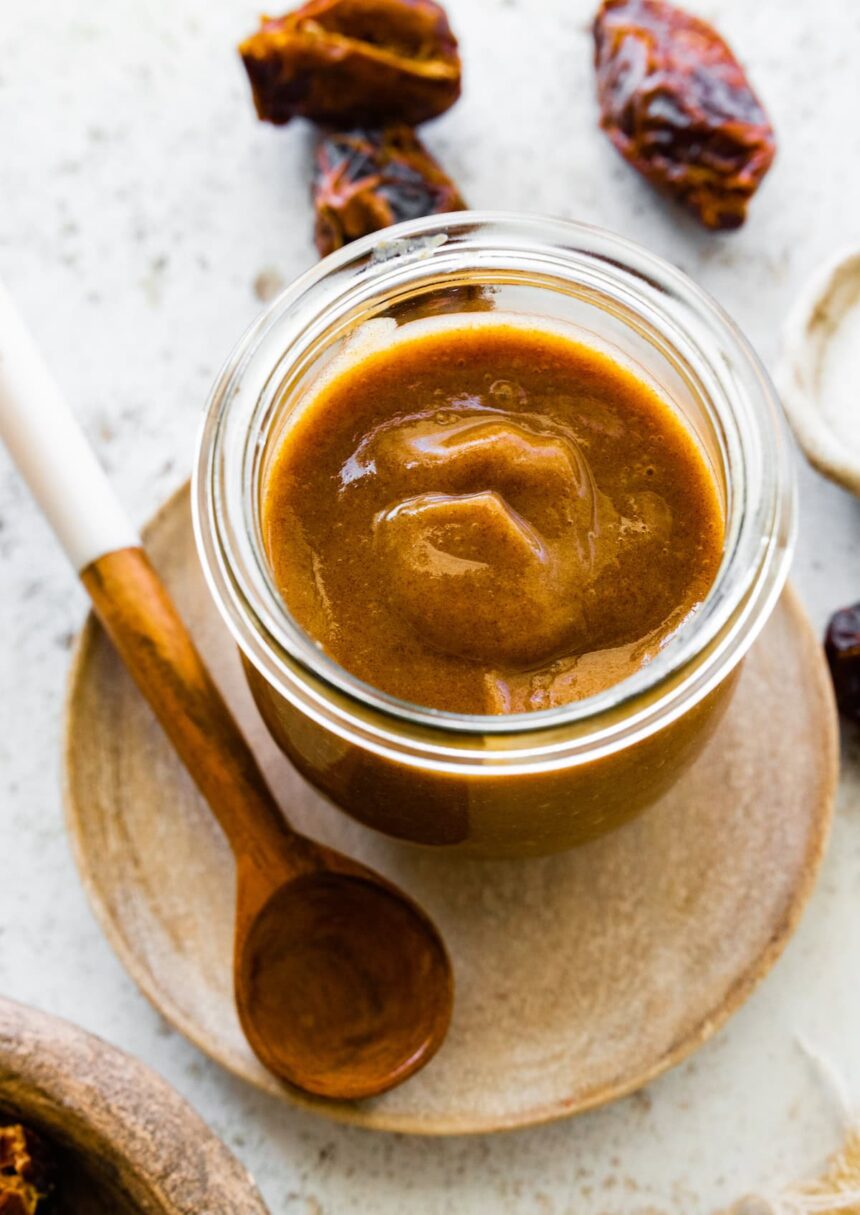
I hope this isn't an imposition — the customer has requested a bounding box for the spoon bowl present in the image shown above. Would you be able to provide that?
[236,867,453,1099]
[80,545,456,1101]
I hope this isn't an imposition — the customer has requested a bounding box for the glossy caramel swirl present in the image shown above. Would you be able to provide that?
[358,406,625,665]
[262,322,723,714]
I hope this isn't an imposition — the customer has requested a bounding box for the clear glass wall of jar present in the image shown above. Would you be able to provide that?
[194,214,795,858]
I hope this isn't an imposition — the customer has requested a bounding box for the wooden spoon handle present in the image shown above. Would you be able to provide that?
[0,280,308,878]
[82,546,309,875]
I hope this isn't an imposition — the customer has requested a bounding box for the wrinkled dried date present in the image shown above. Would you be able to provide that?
[825,604,860,722]
[593,0,776,229]
[313,125,465,255]
[240,0,461,128]
[0,1125,53,1214]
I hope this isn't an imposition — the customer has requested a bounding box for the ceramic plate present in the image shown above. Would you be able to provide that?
[64,485,837,1134]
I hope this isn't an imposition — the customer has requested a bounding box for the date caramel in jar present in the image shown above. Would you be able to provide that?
[261,318,724,715]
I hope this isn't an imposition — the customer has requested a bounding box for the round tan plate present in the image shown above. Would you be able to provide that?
[64,485,838,1135]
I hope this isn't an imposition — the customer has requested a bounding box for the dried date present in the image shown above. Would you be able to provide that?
[593,0,776,230]
[313,125,465,256]
[0,1125,53,1214]
[825,603,860,722]
[240,0,461,128]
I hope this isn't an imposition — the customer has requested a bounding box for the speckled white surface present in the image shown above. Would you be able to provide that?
[2,1,860,1211]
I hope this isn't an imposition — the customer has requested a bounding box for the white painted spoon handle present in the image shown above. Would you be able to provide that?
[0,280,139,572]
[0,279,292,867]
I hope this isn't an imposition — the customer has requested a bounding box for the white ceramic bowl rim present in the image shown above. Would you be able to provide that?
[778,245,860,497]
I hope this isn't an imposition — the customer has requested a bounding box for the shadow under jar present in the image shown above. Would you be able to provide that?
[194,214,795,858]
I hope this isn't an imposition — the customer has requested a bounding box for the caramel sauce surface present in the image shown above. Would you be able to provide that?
[262,322,724,714]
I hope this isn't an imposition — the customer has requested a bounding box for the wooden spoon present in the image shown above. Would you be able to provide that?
[0,283,453,1101]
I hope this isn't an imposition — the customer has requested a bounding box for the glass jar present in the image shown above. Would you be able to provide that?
[193,213,795,858]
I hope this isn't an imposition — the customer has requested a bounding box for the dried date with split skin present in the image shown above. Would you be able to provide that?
[593,0,776,230]
[313,125,465,256]
[825,603,860,722]
[240,0,461,128]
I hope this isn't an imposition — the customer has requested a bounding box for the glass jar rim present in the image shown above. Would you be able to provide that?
[193,212,795,766]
